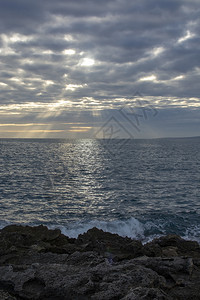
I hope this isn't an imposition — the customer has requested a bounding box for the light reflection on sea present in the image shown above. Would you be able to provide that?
[0,138,200,242]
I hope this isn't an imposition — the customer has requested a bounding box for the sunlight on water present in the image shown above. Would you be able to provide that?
[0,138,200,242]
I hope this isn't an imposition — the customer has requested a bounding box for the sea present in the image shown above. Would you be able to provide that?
[0,137,200,243]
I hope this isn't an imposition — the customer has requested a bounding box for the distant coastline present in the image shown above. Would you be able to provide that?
[0,136,200,141]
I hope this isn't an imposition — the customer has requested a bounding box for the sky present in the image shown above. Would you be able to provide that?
[0,0,200,139]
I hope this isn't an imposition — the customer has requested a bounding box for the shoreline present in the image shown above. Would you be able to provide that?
[1,217,199,246]
[0,224,200,299]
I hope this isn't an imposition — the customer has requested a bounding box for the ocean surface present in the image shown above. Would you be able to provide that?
[0,137,200,243]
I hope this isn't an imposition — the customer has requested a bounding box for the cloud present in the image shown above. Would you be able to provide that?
[0,0,199,137]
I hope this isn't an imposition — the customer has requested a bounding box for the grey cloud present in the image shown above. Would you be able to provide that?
[0,0,200,137]
[0,0,44,34]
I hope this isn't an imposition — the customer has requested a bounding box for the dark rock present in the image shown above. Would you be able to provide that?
[76,227,143,261]
[0,225,200,299]
[144,234,200,258]
[0,257,166,300]
[0,224,77,256]
[21,277,45,299]
[122,287,172,300]
[0,289,16,300]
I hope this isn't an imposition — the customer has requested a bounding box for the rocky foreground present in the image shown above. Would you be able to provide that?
[0,225,200,299]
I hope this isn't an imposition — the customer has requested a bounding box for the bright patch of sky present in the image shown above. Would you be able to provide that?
[0,0,199,138]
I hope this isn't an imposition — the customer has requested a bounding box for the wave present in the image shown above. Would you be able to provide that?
[57,217,145,240]
[51,217,200,244]
[1,217,200,244]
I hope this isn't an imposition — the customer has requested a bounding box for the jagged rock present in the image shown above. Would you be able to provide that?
[0,257,166,299]
[121,287,171,300]
[0,224,77,256]
[0,290,16,300]
[1,224,61,242]
[144,234,200,258]
[76,227,143,260]
[0,225,200,299]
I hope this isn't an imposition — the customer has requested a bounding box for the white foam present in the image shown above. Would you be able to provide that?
[0,220,13,229]
[182,225,200,243]
[55,217,145,240]
[1,218,199,245]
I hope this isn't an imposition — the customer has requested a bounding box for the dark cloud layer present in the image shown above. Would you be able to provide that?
[0,0,199,137]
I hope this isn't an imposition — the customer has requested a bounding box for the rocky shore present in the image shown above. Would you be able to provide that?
[0,225,200,299]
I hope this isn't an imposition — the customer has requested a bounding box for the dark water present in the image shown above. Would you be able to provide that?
[0,138,200,243]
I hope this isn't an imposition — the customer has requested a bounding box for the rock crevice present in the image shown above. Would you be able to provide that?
[0,225,200,299]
